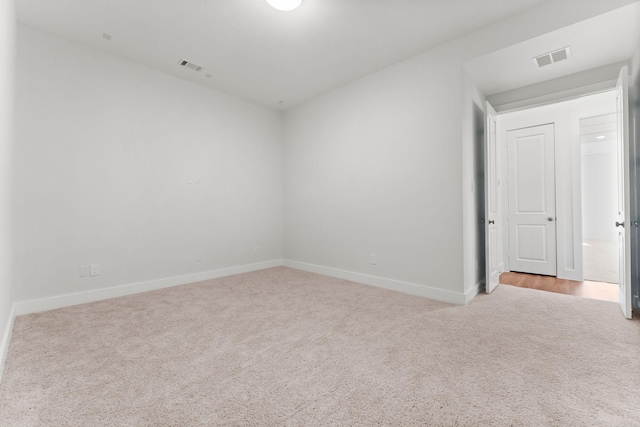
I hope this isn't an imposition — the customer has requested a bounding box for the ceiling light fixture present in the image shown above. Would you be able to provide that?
[596,135,606,139]
[266,0,302,11]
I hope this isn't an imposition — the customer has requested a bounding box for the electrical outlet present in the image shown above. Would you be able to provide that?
[79,266,89,277]
[254,246,260,254]
[369,254,377,265]
[90,264,100,276]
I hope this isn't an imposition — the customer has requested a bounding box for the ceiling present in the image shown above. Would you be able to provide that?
[465,1,640,96]
[15,0,553,109]
[16,0,640,109]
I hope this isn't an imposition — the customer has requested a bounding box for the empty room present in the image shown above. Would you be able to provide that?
[1,0,640,425]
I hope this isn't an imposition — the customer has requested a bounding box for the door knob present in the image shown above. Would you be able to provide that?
[547,217,554,221]
[616,221,625,228]
[488,220,495,225]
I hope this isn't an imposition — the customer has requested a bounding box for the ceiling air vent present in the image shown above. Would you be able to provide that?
[533,47,571,68]
[179,59,204,72]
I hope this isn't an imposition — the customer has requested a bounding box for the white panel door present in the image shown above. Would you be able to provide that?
[507,124,556,276]
[615,66,631,319]
[485,101,502,293]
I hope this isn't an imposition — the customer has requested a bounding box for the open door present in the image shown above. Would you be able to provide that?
[615,66,632,319]
[485,101,502,293]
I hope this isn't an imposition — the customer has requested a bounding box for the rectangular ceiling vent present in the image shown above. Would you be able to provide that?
[179,59,204,72]
[533,47,570,68]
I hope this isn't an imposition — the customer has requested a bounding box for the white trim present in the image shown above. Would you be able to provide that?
[493,81,617,113]
[0,302,16,382]
[13,260,283,316]
[466,279,483,304]
[283,259,467,305]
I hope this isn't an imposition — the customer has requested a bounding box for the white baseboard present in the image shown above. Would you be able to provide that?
[13,259,283,316]
[283,259,466,305]
[0,302,16,383]
[466,279,484,304]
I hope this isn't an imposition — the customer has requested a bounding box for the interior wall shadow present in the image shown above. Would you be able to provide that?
[473,103,486,284]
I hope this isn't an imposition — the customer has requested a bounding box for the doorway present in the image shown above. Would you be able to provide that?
[580,113,619,284]
[498,90,619,285]
[499,271,618,302]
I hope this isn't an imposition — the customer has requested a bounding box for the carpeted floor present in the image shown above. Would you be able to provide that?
[1,266,639,426]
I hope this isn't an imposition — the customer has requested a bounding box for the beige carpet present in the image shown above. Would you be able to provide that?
[1,267,639,426]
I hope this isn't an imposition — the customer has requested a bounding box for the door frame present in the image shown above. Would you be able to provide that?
[495,90,622,282]
[498,108,581,281]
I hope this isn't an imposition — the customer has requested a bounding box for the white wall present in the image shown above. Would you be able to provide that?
[0,0,17,378]
[462,69,488,295]
[283,45,466,302]
[13,25,284,303]
[581,116,617,242]
[283,0,635,303]
[582,149,617,241]
[11,0,636,310]
[498,91,617,281]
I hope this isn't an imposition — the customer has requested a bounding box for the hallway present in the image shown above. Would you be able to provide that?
[500,271,618,302]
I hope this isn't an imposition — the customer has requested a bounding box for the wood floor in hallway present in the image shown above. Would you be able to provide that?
[499,271,618,303]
